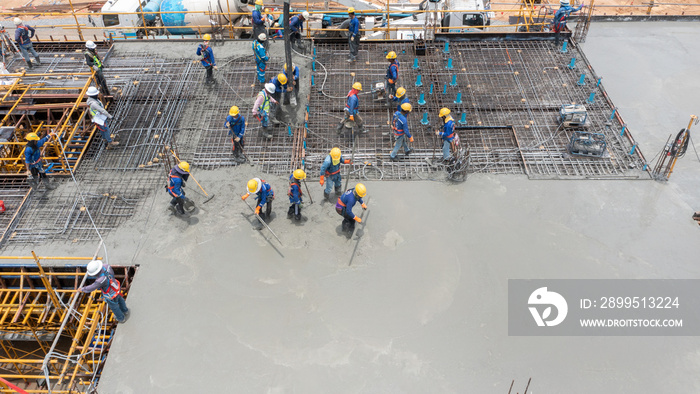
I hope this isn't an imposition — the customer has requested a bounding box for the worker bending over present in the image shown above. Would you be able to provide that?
[287,169,306,221]
[24,131,56,190]
[289,11,309,52]
[336,183,367,233]
[390,103,413,161]
[196,34,217,85]
[225,105,246,163]
[84,40,110,96]
[283,63,300,101]
[242,178,275,220]
[253,33,269,84]
[269,72,288,116]
[337,82,365,134]
[86,87,119,148]
[167,161,190,215]
[80,260,130,323]
[435,107,456,161]
[385,51,399,99]
[253,83,278,139]
[320,147,351,201]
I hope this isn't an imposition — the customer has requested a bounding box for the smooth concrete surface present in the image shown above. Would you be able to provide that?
[34,23,700,393]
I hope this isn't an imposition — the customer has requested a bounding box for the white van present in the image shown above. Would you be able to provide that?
[440,0,493,31]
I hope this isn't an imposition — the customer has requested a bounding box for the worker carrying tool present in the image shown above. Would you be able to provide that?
[86,86,119,148]
[251,0,267,45]
[253,83,278,139]
[242,178,275,220]
[269,72,288,117]
[166,161,190,215]
[80,260,130,324]
[24,131,56,190]
[225,105,246,163]
[346,8,360,63]
[196,34,217,85]
[336,183,367,232]
[289,11,309,52]
[282,63,300,101]
[552,0,584,47]
[13,18,41,69]
[253,33,269,84]
[336,82,366,134]
[287,169,305,221]
[390,103,414,161]
[435,107,456,161]
[320,147,352,201]
[84,41,110,96]
[390,87,409,112]
[385,51,399,99]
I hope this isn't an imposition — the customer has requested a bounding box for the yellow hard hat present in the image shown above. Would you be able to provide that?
[330,147,341,160]
[348,7,355,13]
[439,107,451,117]
[293,169,306,180]
[352,82,362,91]
[247,178,261,193]
[178,161,190,173]
[400,103,412,112]
[255,0,263,5]
[386,51,397,60]
[229,106,239,116]
[25,132,40,141]
[396,87,406,98]
[202,33,211,41]
[277,73,288,84]
[354,183,367,197]
[284,63,295,72]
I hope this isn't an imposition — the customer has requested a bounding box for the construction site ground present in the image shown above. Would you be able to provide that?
[2,22,700,393]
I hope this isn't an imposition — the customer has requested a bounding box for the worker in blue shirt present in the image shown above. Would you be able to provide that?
[167,161,190,215]
[80,260,130,323]
[13,18,41,69]
[196,34,217,85]
[283,63,300,101]
[24,131,56,189]
[252,0,266,44]
[390,87,409,112]
[385,51,399,99]
[347,8,360,62]
[390,103,414,161]
[289,11,309,52]
[336,82,365,134]
[253,33,269,84]
[287,169,305,221]
[225,105,246,162]
[335,183,367,232]
[552,0,584,47]
[435,107,457,161]
[242,178,275,220]
[269,73,288,119]
[319,147,352,201]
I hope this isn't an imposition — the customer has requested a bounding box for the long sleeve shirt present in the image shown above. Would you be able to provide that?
[252,90,277,116]
[288,175,302,204]
[84,50,103,70]
[348,17,359,37]
[289,15,304,33]
[253,41,269,64]
[270,75,287,93]
[86,97,113,122]
[438,117,456,141]
[283,65,300,84]
[336,188,364,219]
[386,61,399,83]
[320,154,348,176]
[225,115,246,138]
[552,4,583,31]
[168,168,186,198]
[345,90,359,116]
[196,44,215,67]
[254,181,274,207]
[24,135,51,166]
[81,263,115,293]
[14,25,35,45]
[392,96,410,112]
[252,9,264,26]
[392,111,411,138]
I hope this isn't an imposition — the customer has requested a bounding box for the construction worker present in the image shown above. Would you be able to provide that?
[225,105,246,162]
[252,0,266,44]
[13,18,41,69]
[552,0,584,47]
[24,131,56,190]
[84,41,110,96]
[253,33,269,84]
[347,8,360,62]
[390,102,413,161]
[252,83,278,139]
[289,11,309,52]
[167,161,190,215]
[336,82,365,134]
[385,51,399,99]
[86,87,119,148]
[287,169,305,221]
[283,63,300,101]
[196,34,217,85]
[435,107,456,161]
[336,183,367,232]
[320,147,351,201]
[390,87,409,112]
[80,260,129,323]
[242,178,275,220]
[269,72,288,115]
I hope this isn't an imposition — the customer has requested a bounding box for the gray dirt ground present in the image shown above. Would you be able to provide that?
[22,23,700,393]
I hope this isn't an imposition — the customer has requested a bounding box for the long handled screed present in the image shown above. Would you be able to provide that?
[348,196,370,266]
[242,198,283,246]
[169,149,216,204]
[302,179,313,204]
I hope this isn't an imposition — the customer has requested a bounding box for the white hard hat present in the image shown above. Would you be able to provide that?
[560,0,570,4]
[265,83,275,93]
[86,40,97,49]
[258,33,267,41]
[86,86,100,96]
[302,11,310,19]
[86,260,103,276]
[14,18,22,26]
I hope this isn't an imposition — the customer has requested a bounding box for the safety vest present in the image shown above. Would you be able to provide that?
[386,61,399,82]
[167,169,181,197]
[25,145,41,166]
[287,181,302,197]
[88,99,104,119]
[345,90,357,111]
[392,112,405,136]
[336,197,346,207]
[98,269,121,300]
[256,90,271,114]
[85,50,102,68]
[443,117,455,139]
[199,45,212,66]
[17,26,30,45]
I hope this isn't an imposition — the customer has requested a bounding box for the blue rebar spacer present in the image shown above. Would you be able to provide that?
[610,108,617,120]
[596,77,603,87]
[454,92,462,104]
[446,58,454,70]
[568,57,576,70]
[415,74,423,87]
[450,74,458,87]
[577,74,586,86]
[412,58,419,70]
[312,61,316,71]
[421,112,430,125]
[418,93,426,105]
[587,91,595,103]
[311,75,315,86]
[560,41,568,53]
[443,84,447,95]
[629,144,637,155]
[458,112,467,125]
[619,124,627,137]
[443,41,449,54]
[429,84,434,95]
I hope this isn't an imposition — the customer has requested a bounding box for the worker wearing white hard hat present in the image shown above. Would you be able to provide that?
[551,0,584,47]
[288,11,309,53]
[84,40,111,95]
[80,260,130,323]
[86,86,119,148]
[13,18,42,69]
[252,83,279,139]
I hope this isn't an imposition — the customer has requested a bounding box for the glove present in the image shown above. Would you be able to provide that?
[234,137,241,142]
[354,216,362,223]
[435,130,440,136]
[241,194,249,201]
[349,115,354,121]
[388,79,394,84]
[255,206,261,215]
[361,203,367,210]
[108,114,114,119]
[192,60,199,64]
[319,175,325,186]
[389,94,394,99]
[409,137,414,143]
[213,66,218,70]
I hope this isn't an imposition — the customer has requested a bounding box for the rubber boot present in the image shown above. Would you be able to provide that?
[324,191,330,201]
[26,60,34,69]
[294,205,302,221]
[43,176,57,190]
[266,202,272,219]
[287,205,295,218]
[334,186,342,195]
[341,218,350,232]
[263,126,272,139]
[35,57,42,65]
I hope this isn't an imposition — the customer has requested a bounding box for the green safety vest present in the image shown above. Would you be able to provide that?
[257,90,270,113]
[86,50,102,69]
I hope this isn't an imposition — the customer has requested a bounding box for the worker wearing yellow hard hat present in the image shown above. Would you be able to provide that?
[336,82,367,134]
[390,86,409,112]
[267,73,289,122]
[390,102,414,161]
[287,169,306,221]
[24,131,57,190]
[385,51,399,100]
[282,63,300,100]
[320,147,352,201]
[242,178,275,220]
[336,183,368,233]
[347,7,360,62]
[436,107,457,161]
[225,105,247,163]
[196,33,217,85]
[252,0,266,44]
[167,161,191,215]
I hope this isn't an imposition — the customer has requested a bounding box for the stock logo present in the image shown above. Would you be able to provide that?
[528,287,568,327]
